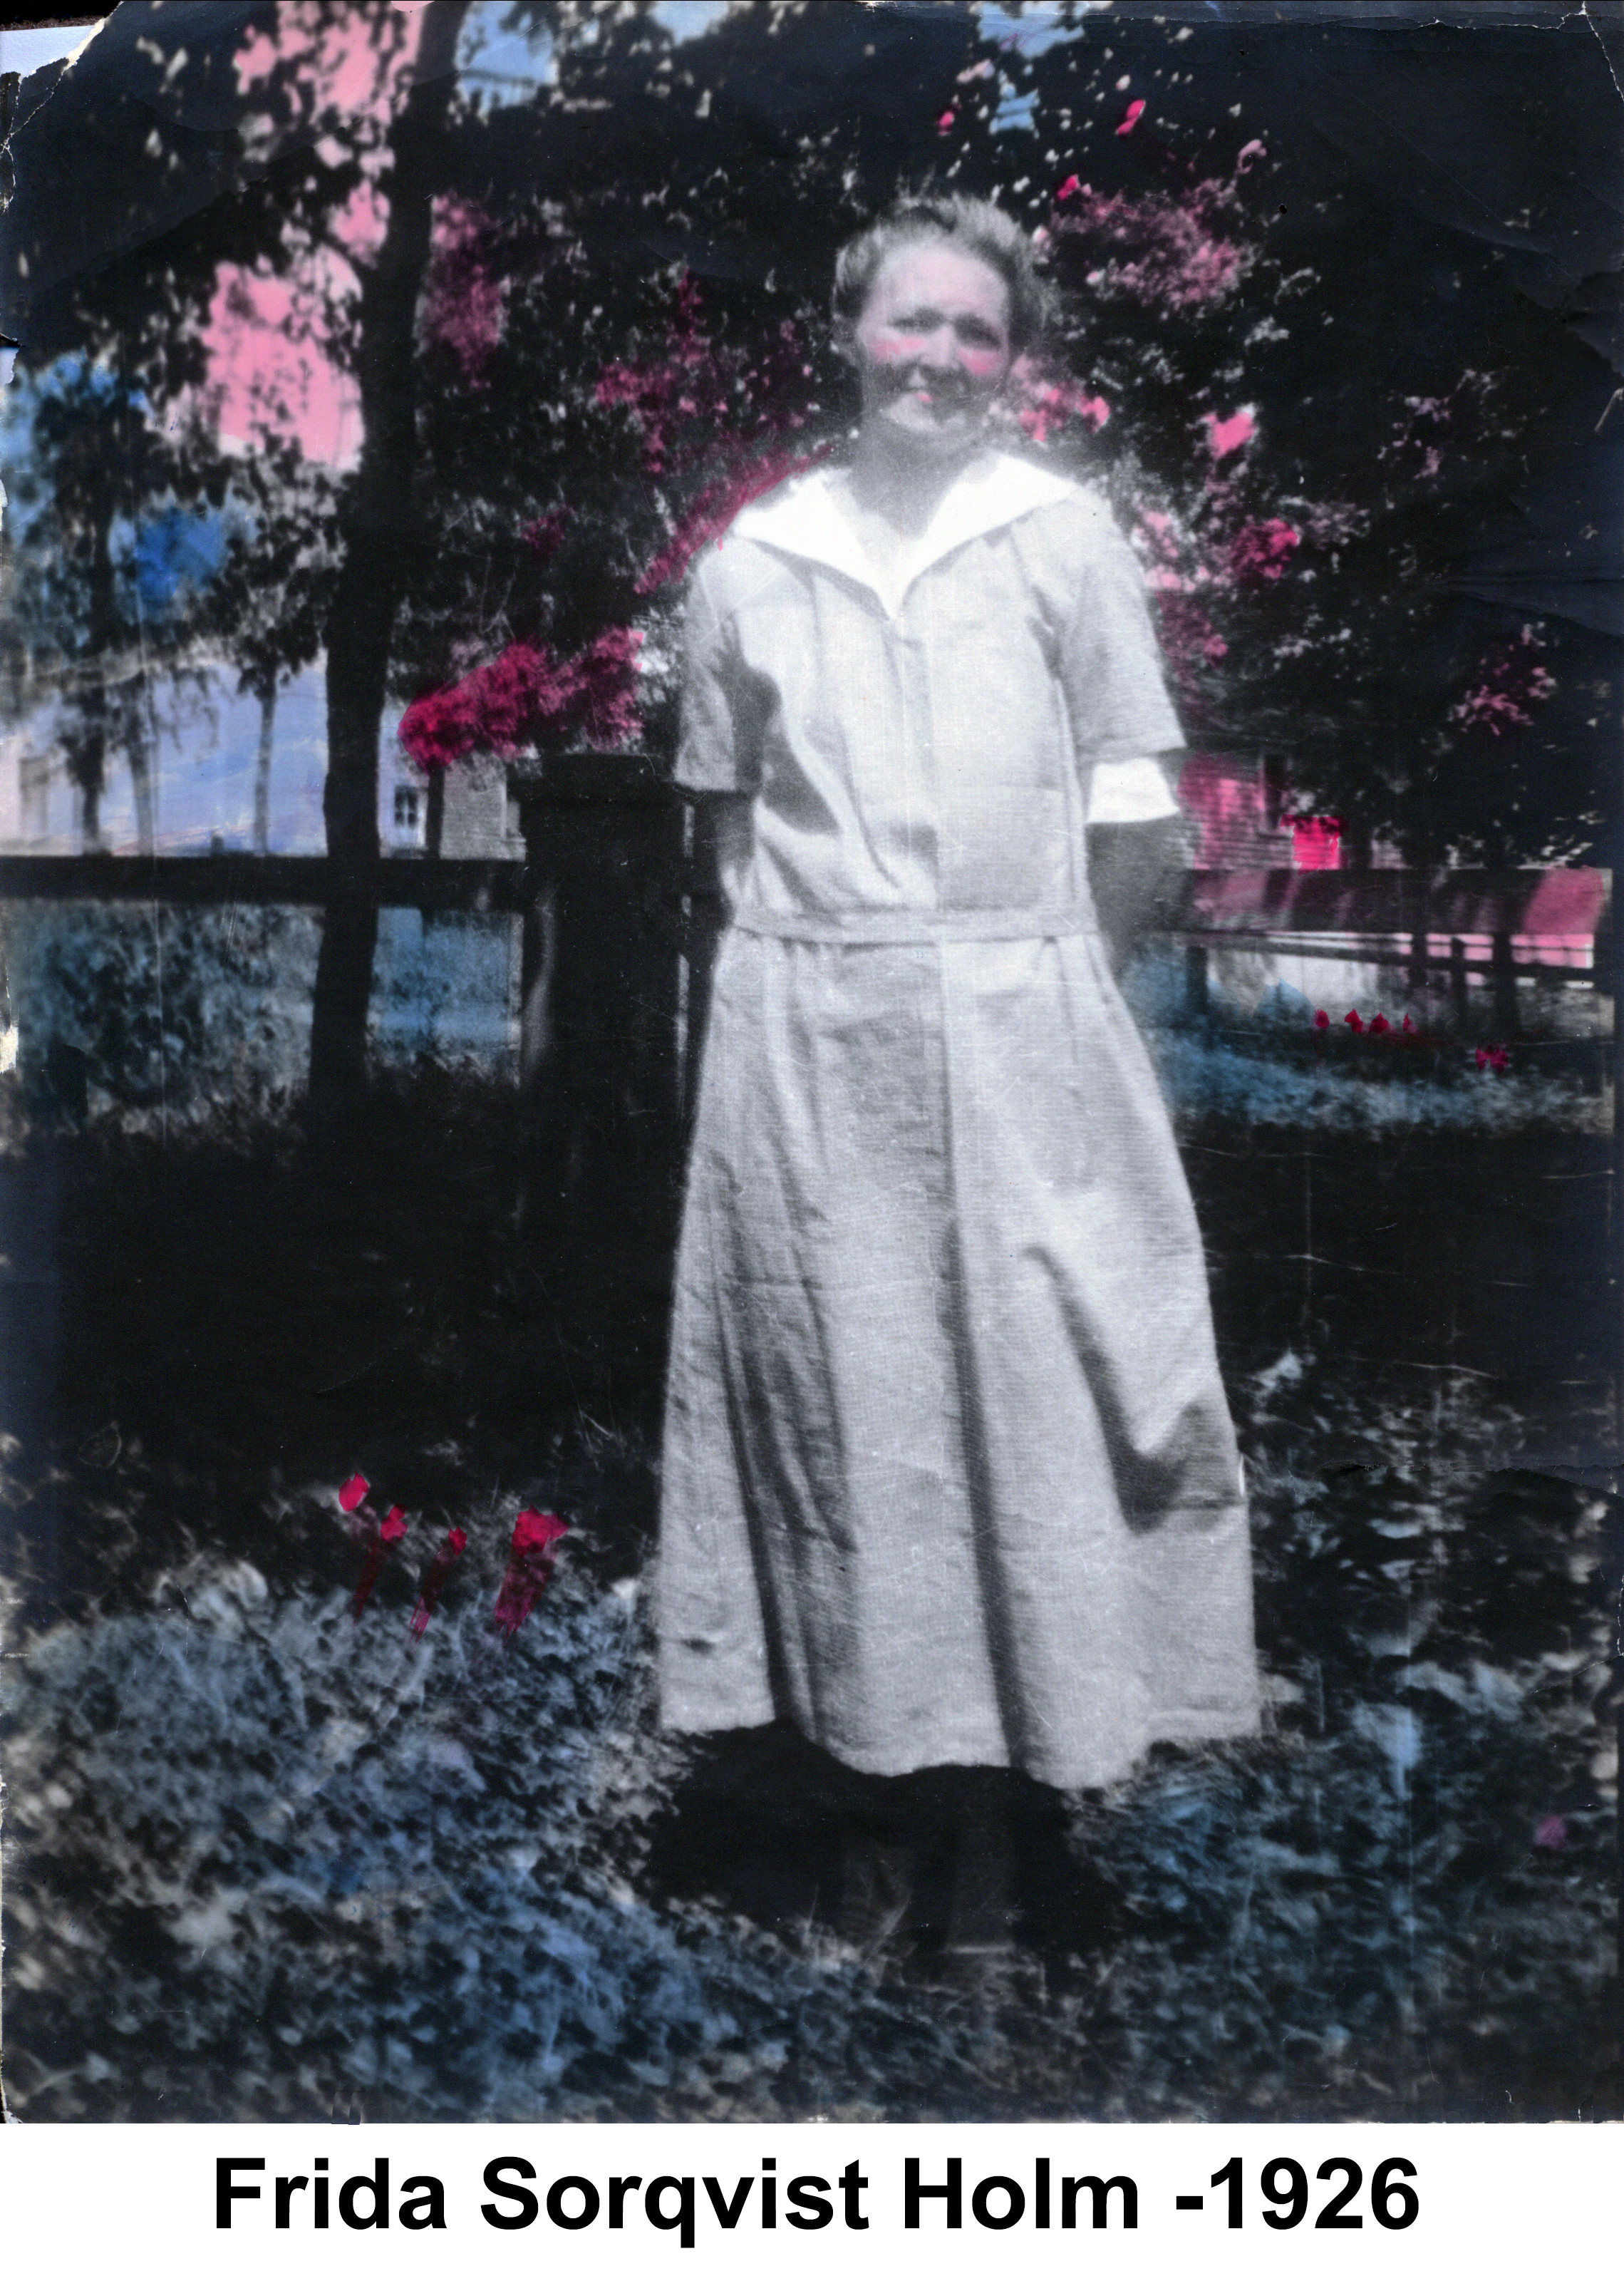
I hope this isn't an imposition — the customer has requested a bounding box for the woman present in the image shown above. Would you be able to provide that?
[657,195,1258,1960]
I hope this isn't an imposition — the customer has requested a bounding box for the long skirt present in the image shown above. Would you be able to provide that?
[657,925,1258,1793]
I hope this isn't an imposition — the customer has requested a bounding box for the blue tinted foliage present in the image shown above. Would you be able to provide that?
[127,505,227,613]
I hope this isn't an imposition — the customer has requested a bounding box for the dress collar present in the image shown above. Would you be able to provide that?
[731,450,1078,617]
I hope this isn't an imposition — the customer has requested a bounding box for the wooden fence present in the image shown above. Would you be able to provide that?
[1,758,1614,1178]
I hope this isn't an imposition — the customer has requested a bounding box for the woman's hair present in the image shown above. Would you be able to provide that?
[832,193,1053,353]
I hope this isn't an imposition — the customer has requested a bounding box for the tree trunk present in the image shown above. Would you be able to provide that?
[72,499,116,853]
[309,0,469,1119]
[253,679,276,854]
[128,746,155,855]
[78,758,103,852]
[125,675,155,855]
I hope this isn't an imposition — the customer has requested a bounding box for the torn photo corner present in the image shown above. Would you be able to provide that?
[0,0,1619,2134]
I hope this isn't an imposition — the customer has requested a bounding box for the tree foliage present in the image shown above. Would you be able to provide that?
[2,0,1617,916]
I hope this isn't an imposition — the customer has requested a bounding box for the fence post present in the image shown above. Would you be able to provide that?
[1406,870,1429,999]
[1449,936,1469,1029]
[1491,928,1519,1036]
[510,753,685,1265]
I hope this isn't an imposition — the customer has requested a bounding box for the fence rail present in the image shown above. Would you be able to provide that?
[0,853,529,911]
[1,819,1611,1146]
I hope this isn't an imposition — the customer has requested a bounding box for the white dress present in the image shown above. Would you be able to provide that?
[657,450,1258,1793]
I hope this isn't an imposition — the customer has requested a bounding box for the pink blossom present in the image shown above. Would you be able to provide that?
[1313,1010,1330,1031]
[1005,370,1111,446]
[936,108,956,133]
[492,1508,569,1639]
[1230,518,1300,582]
[1116,98,1146,136]
[593,277,812,482]
[513,1508,568,1557]
[522,508,571,565]
[420,200,509,388]
[1236,139,1268,173]
[1451,627,1556,739]
[1204,408,1256,460]
[1344,1009,1364,1034]
[1056,174,1081,202]
[1153,593,1229,689]
[1368,1014,1392,1037]
[1381,371,1499,486]
[1134,509,1191,593]
[339,1473,370,1513]
[398,628,643,770]
[1050,178,1252,313]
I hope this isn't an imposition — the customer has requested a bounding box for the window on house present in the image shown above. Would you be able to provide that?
[394,786,420,834]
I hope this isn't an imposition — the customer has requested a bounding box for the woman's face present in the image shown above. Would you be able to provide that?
[851,239,1014,459]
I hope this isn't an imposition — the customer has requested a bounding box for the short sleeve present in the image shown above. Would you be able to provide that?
[674,552,761,796]
[1057,497,1186,771]
[1087,754,1181,825]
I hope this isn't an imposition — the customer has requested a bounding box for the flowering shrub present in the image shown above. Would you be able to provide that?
[1050,175,1256,314]
[1452,628,1557,740]
[420,200,510,389]
[398,628,643,771]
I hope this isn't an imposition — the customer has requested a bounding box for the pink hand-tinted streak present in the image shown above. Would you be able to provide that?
[205,264,364,466]
[410,1524,468,1637]
[1290,817,1342,870]
[864,329,1007,384]
[491,1508,569,1638]
[210,8,429,465]
[636,443,835,595]
[1116,98,1146,136]
[351,1499,409,1620]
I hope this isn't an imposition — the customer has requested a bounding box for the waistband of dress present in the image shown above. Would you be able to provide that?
[730,904,1100,945]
